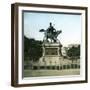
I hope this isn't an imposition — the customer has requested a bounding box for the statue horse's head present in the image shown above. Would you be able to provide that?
[39,29,45,32]
[55,30,62,38]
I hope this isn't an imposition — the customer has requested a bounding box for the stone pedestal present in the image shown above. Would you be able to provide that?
[41,42,62,67]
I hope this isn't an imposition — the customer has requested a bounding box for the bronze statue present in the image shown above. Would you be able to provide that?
[47,22,56,36]
[39,22,62,43]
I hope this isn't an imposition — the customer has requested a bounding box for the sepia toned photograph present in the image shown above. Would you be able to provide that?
[11,3,88,87]
[23,11,81,77]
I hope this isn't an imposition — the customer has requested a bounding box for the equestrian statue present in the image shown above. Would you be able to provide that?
[39,22,62,43]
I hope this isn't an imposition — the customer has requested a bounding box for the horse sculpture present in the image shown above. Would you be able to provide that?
[39,29,62,43]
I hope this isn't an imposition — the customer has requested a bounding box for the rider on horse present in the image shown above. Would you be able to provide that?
[47,22,56,35]
[39,22,62,43]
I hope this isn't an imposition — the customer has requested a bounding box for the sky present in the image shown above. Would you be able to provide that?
[24,11,81,46]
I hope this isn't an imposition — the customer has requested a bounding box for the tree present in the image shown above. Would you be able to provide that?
[24,36,43,62]
[67,45,80,63]
[24,36,31,61]
[29,39,42,62]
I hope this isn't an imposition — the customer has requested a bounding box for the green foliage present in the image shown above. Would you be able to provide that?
[24,36,43,62]
[67,45,80,61]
